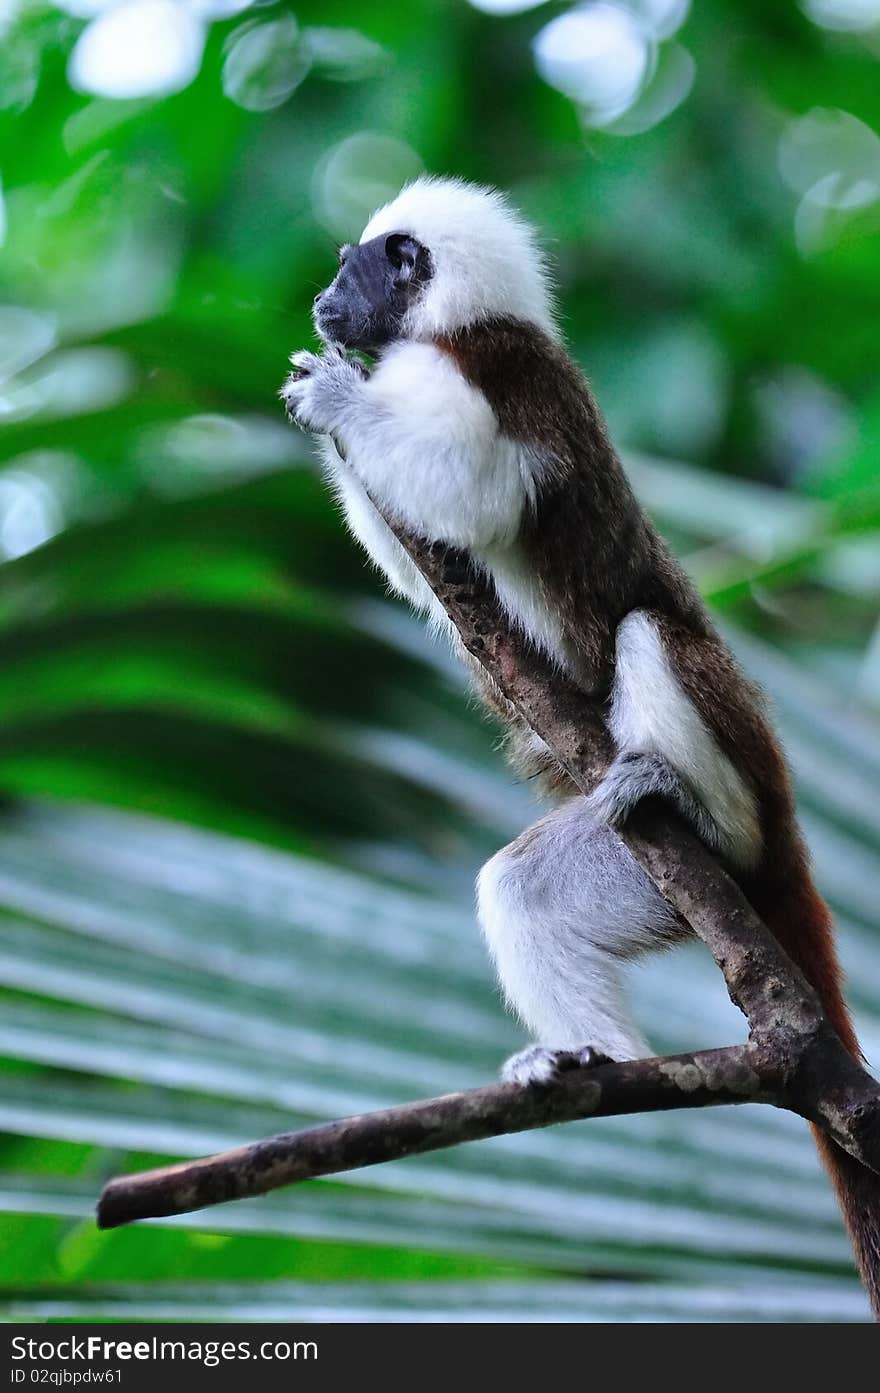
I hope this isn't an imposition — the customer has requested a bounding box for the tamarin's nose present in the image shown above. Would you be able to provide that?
[313,292,324,306]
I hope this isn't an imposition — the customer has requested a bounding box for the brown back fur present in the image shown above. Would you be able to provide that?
[437,316,880,1317]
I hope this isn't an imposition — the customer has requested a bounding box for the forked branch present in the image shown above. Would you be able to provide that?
[97,533,880,1230]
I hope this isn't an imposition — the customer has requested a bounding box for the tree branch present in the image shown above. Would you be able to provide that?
[96,530,880,1230]
[97,1044,777,1228]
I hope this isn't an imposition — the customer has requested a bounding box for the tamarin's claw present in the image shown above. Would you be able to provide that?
[287,349,319,379]
[501,1042,611,1087]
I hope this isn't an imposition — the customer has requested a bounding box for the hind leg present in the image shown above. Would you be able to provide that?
[476,796,686,1084]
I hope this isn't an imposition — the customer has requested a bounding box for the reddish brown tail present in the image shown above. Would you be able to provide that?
[761,876,880,1318]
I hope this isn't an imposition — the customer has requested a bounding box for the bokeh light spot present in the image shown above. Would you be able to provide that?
[467,0,549,13]
[190,0,252,15]
[0,473,62,560]
[303,26,389,82]
[311,133,424,242]
[627,0,690,40]
[604,41,694,135]
[68,0,206,100]
[222,15,310,112]
[801,0,880,31]
[779,107,880,252]
[0,452,84,560]
[140,414,308,497]
[52,0,118,18]
[0,306,57,381]
[0,346,135,423]
[533,4,652,127]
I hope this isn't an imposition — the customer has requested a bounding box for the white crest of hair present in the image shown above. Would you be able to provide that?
[360,175,559,340]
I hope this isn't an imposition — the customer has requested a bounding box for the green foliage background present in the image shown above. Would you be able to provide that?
[0,0,878,1322]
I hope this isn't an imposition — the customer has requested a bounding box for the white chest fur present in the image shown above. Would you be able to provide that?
[318,436,449,627]
[318,341,568,663]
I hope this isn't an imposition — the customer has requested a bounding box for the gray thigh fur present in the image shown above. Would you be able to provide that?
[476,796,688,1061]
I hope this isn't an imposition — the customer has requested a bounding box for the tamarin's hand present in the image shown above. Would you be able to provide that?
[280,347,368,432]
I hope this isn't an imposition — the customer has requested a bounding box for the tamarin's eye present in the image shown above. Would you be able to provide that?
[385,233,411,269]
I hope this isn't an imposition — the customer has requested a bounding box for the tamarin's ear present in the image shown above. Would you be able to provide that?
[385,233,421,274]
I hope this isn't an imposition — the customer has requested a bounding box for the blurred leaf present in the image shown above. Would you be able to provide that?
[0,780,876,1320]
[0,0,878,1325]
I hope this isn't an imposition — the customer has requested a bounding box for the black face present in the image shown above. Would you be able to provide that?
[313,232,432,352]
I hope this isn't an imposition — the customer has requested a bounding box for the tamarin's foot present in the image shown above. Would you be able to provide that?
[588,750,721,852]
[501,1042,611,1087]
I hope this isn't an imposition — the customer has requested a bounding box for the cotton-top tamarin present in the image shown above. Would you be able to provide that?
[281,176,878,1314]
